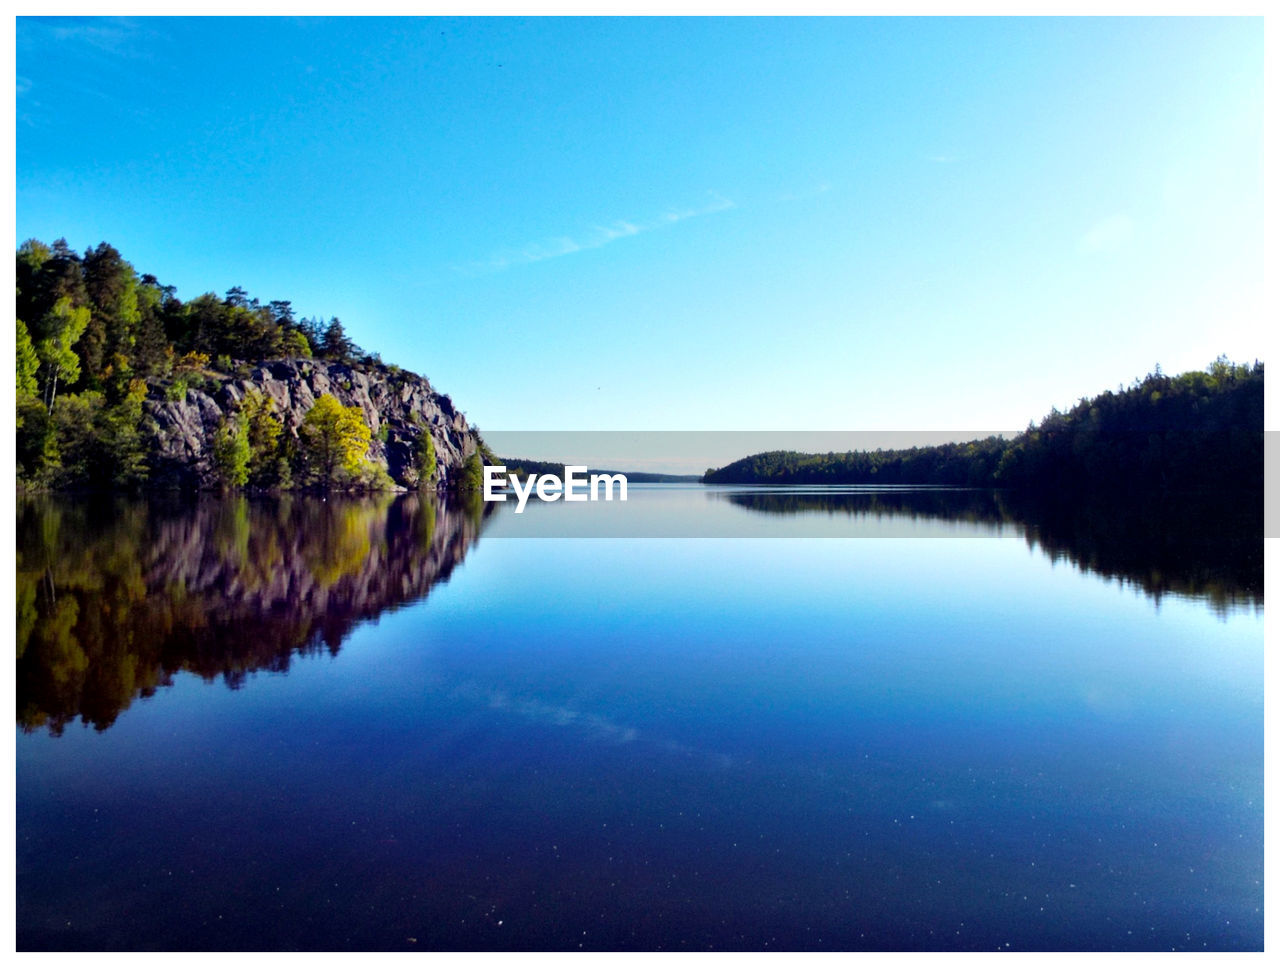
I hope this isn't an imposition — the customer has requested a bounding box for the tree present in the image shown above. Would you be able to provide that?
[33,297,90,412]
[17,396,55,482]
[212,415,251,487]
[15,239,52,326]
[282,328,311,358]
[132,276,171,377]
[454,450,483,492]
[402,419,438,488]
[16,320,39,399]
[81,242,141,391]
[43,380,150,489]
[320,318,355,362]
[298,394,372,488]
[299,317,325,353]
[269,300,296,328]
[417,428,438,485]
[177,292,228,358]
[240,389,286,487]
[17,238,87,334]
[96,379,150,487]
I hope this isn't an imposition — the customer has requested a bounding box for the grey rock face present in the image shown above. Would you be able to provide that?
[143,358,481,490]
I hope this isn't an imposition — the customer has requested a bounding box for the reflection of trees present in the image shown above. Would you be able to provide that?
[722,489,1007,526]
[16,493,490,735]
[723,488,1261,613]
[998,490,1261,615]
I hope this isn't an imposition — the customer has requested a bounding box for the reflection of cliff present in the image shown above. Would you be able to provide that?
[16,494,490,735]
[723,489,1261,613]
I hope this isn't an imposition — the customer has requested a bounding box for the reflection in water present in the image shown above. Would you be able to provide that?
[17,485,1259,736]
[14,486,1263,951]
[16,493,490,735]
[720,488,1262,613]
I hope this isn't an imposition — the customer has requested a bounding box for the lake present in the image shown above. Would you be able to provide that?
[15,486,1263,951]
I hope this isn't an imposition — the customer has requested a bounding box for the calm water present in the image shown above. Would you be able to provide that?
[15,487,1262,950]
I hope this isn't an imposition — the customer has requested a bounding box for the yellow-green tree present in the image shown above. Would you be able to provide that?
[34,296,90,412]
[212,415,251,487]
[240,389,286,487]
[16,320,39,399]
[454,450,483,492]
[298,394,372,488]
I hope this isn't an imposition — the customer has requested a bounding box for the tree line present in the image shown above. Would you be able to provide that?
[703,358,1263,493]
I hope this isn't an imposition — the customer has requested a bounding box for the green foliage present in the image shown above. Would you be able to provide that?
[400,421,439,489]
[212,415,251,487]
[47,392,100,486]
[33,296,90,412]
[320,318,356,362]
[454,450,484,492]
[239,389,286,488]
[705,360,1264,493]
[418,428,438,485]
[16,319,39,399]
[98,379,150,488]
[298,394,374,488]
[703,437,1008,487]
[17,395,56,482]
[15,240,52,324]
[0,236,728,497]
[79,242,141,390]
[16,239,89,348]
[992,358,1263,493]
[23,379,151,491]
[13,238,401,492]
[15,237,332,407]
[282,328,312,358]
[353,462,396,491]
[132,274,171,378]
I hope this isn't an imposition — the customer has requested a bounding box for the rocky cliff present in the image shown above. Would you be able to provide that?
[144,358,482,489]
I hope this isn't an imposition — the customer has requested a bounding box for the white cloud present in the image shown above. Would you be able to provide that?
[50,22,135,53]
[658,192,735,224]
[778,182,832,202]
[21,18,154,60]
[593,220,642,243]
[1079,214,1135,254]
[456,193,735,276]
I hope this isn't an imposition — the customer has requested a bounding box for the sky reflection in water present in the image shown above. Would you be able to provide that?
[16,487,1262,950]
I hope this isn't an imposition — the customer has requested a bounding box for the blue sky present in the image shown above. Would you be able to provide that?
[15,16,1264,434]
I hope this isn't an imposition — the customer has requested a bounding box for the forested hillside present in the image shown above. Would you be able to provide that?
[15,238,480,491]
[703,359,1263,492]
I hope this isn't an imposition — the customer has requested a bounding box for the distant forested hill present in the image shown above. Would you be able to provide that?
[703,359,1263,492]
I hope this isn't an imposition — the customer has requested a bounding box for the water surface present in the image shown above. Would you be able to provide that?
[16,487,1262,950]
